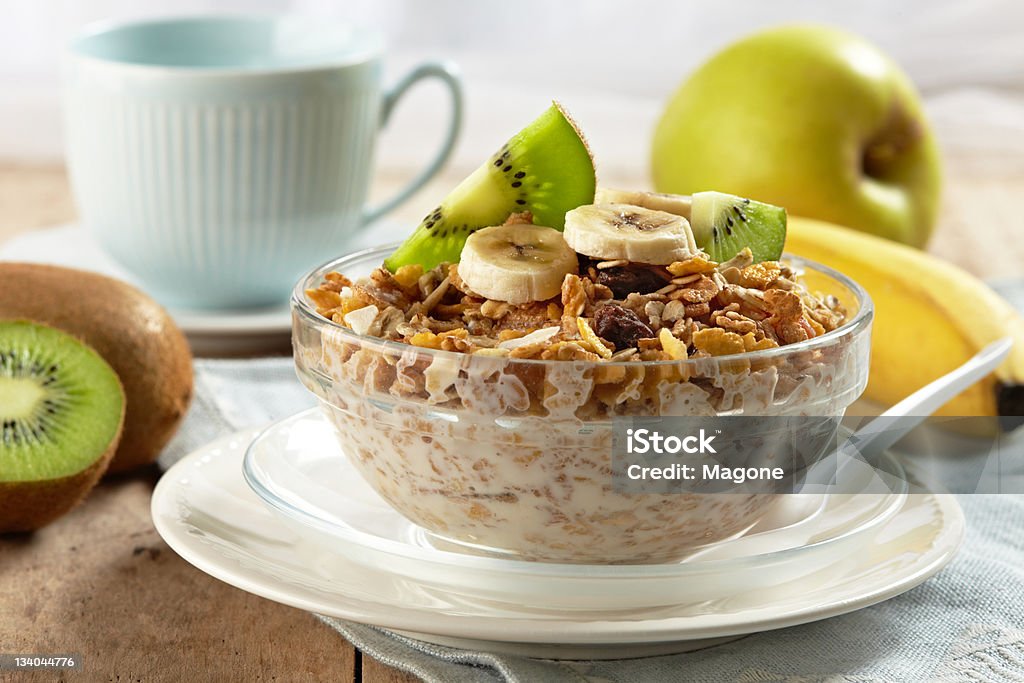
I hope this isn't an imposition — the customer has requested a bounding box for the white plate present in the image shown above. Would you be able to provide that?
[152,427,965,659]
[242,409,909,611]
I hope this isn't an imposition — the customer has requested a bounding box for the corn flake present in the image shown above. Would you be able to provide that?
[692,327,746,357]
[658,327,688,360]
[673,275,719,304]
[576,317,613,358]
[306,288,342,313]
[410,329,468,350]
[667,255,718,276]
[764,289,811,344]
[340,289,374,315]
[738,262,782,290]
[322,272,352,290]
[409,331,443,349]
[393,264,424,289]
[763,289,804,320]
[742,332,778,352]
[561,274,587,319]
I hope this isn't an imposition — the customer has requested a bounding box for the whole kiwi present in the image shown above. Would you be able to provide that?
[0,263,193,473]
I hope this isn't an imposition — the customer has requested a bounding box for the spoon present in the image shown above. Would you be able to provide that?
[677,340,1011,561]
[847,337,1012,460]
[801,337,1013,493]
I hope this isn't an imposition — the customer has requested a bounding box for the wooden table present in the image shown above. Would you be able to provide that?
[1,156,1021,682]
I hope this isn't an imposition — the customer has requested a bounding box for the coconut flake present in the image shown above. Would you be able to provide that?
[497,326,560,350]
[343,305,379,336]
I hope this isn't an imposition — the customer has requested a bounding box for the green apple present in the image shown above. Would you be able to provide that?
[651,24,942,248]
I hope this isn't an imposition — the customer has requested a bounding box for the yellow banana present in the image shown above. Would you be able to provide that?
[786,217,1024,427]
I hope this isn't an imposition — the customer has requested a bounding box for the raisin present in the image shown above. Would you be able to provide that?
[594,304,654,350]
[596,266,668,299]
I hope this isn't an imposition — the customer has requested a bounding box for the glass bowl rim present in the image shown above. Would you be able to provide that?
[291,243,874,368]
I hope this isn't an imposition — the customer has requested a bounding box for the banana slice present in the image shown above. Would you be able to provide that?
[563,203,698,265]
[595,188,693,219]
[459,223,577,304]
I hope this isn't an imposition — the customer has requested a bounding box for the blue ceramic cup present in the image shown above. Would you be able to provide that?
[64,16,462,309]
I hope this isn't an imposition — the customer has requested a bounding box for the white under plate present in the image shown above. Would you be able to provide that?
[152,426,965,659]
[242,409,909,611]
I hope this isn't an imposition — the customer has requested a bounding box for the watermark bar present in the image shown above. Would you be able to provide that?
[611,415,1024,495]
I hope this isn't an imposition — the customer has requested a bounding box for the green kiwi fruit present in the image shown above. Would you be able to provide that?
[690,191,787,263]
[385,102,596,271]
[0,263,193,474]
[0,320,125,532]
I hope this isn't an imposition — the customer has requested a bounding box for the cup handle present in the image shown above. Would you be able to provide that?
[361,61,463,226]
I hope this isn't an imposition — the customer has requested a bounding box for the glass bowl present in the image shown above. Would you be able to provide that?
[292,245,873,564]
[243,408,907,611]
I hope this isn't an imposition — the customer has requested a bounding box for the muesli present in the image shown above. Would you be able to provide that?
[296,208,866,563]
[307,209,849,418]
[293,104,870,563]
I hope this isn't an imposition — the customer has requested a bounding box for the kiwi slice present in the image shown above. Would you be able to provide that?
[385,102,595,271]
[690,191,787,263]
[0,320,125,532]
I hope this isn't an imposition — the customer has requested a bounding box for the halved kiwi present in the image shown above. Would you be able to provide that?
[385,102,596,271]
[0,263,193,474]
[0,320,125,532]
[690,191,787,263]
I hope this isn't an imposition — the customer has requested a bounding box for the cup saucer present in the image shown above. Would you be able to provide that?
[152,425,963,659]
[1,224,291,354]
[242,409,909,611]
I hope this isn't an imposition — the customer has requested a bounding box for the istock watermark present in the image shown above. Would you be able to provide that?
[622,427,791,484]
[625,427,718,454]
[611,415,1024,495]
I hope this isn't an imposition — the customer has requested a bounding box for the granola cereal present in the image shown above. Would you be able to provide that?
[308,246,846,368]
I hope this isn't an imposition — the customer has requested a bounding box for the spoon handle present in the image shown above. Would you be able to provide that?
[851,337,1013,458]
